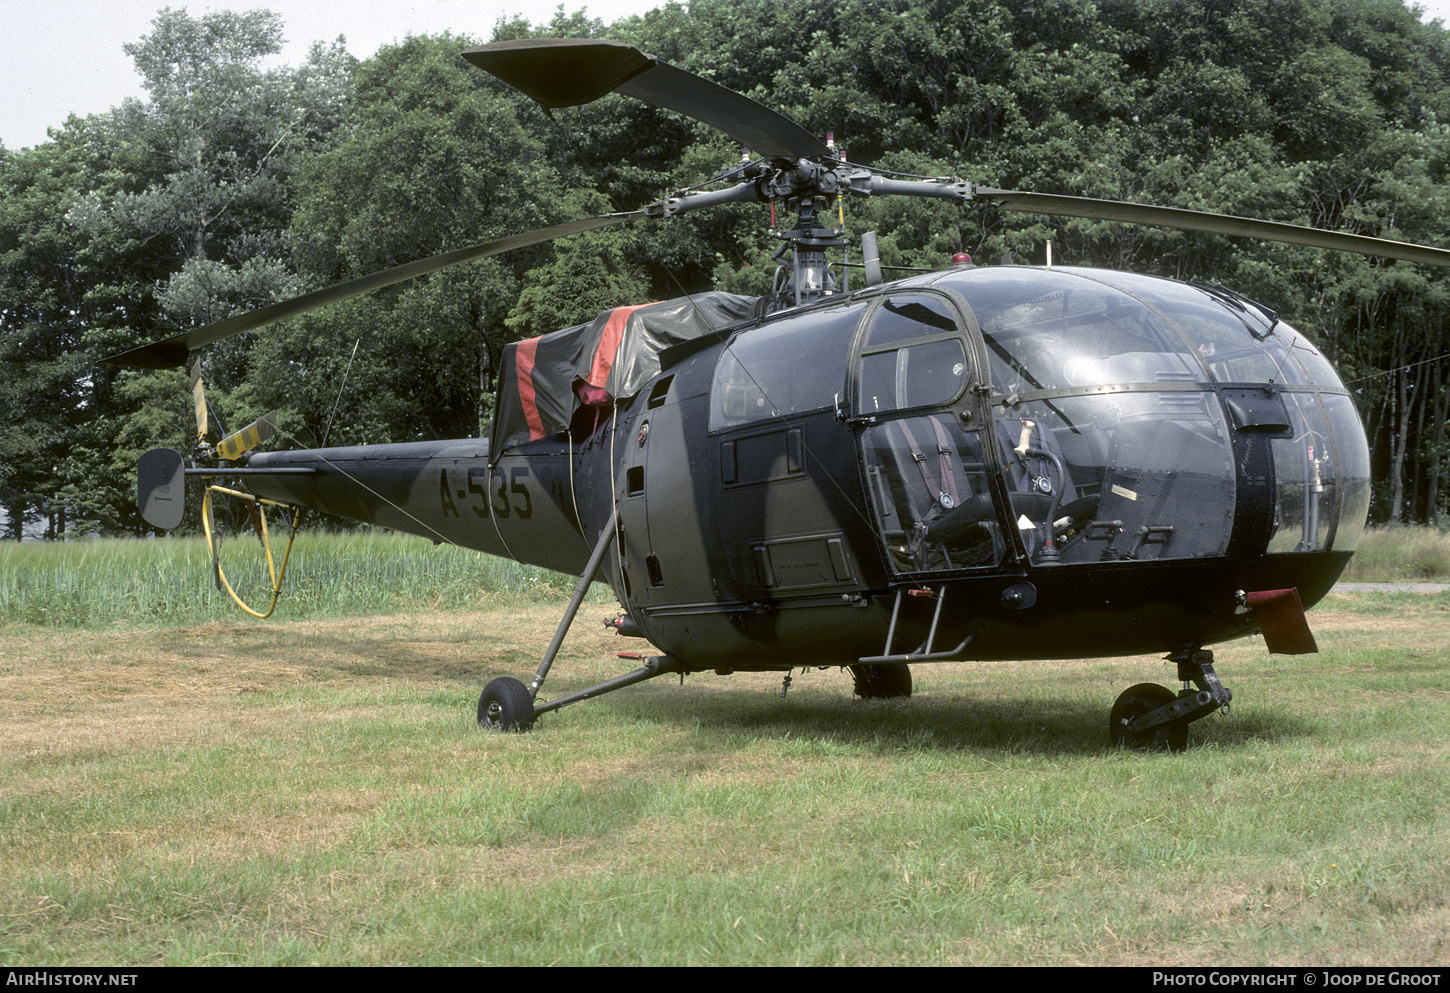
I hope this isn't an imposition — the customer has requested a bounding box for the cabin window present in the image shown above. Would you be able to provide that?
[959,269,1205,394]
[1083,270,1309,385]
[710,303,863,431]
[864,294,960,347]
[1275,325,1344,389]
[856,294,971,415]
[1266,392,1370,555]
[1319,393,1371,551]
[860,413,1001,572]
[858,338,969,414]
[1010,392,1235,564]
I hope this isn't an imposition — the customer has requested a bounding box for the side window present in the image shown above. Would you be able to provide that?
[857,295,970,415]
[861,414,1002,572]
[866,295,960,346]
[710,303,863,430]
[860,339,969,413]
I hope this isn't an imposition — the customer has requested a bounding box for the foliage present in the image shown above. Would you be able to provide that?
[261,33,600,443]
[3,0,1450,532]
[1,8,352,536]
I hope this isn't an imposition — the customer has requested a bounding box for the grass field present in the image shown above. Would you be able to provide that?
[0,573,1446,964]
[0,530,595,628]
[1,524,1445,630]
[1339,526,1450,582]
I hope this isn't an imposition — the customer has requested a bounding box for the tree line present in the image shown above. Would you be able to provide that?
[2,0,1448,538]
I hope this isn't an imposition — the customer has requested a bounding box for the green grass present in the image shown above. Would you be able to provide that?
[1340,525,1450,581]
[3,524,1443,632]
[0,530,597,628]
[1,526,1445,963]
[0,590,1445,965]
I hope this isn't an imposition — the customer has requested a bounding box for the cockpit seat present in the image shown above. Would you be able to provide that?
[864,414,995,568]
[1063,413,1233,561]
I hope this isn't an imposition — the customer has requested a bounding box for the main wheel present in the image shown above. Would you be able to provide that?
[1109,682,1188,752]
[849,663,912,699]
[478,677,535,732]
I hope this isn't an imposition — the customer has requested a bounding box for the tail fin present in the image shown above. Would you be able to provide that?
[137,448,186,530]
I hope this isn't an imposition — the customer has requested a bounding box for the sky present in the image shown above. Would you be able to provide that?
[7,0,1450,151]
[0,0,671,151]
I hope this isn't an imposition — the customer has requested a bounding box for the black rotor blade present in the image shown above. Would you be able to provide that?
[974,188,1450,269]
[104,213,645,369]
[463,38,831,160]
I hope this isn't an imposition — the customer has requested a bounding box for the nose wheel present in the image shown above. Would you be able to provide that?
[1109,649,1231,752]
[1109,683,1189,751]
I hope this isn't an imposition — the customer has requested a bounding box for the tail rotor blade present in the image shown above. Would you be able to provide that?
[216,411,278,461]
[190,359,208,441]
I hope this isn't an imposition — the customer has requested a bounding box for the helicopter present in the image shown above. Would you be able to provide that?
[108,38,1450,752]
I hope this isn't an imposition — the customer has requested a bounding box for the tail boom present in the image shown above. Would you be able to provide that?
[241,439,595,576]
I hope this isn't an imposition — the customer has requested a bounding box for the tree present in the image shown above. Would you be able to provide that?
[74,8,353,377]
[0,134,108,538]
[256,33,597,444]
[0,8,352,536]
[8,0,1450,531]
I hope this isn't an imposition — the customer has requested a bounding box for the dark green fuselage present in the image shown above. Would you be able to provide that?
[246,266,1364,671]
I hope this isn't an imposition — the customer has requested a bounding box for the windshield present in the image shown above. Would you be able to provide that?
[857,266,1370,571]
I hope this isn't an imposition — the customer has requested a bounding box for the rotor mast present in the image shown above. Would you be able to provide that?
[659,154,972,313]
[770,191,846,310]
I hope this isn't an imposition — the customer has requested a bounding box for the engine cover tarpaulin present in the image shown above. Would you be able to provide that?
[491,292,760,455]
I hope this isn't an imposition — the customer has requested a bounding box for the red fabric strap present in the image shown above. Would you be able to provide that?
[1246,588,1319,655]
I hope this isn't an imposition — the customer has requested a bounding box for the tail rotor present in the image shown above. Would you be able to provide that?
[188,358,279,462]
[150,359,300,618]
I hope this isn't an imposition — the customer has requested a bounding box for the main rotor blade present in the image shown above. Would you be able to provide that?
[104,213,645,369]
[973,189,1450,269]
[463,39,831,160]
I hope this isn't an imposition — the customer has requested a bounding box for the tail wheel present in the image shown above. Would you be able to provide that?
[478,677,536,732]
[849,663,912,699]
[1109,682,1188,752]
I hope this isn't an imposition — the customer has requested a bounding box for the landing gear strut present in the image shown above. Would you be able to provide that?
[1109,648,1233,752]
[476,506,693,732]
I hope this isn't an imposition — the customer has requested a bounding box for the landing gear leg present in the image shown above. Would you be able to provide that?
[478,507,618,733]
[1173,648,1233,717]
[1109,648,1232,752]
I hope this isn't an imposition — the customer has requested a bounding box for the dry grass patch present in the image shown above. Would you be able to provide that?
[0,603,614,736]
[0,592,1446,965]
[0,605,625,885]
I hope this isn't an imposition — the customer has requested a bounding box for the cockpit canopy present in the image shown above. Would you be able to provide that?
[959,266,1341,393]
[704,265,1370,575]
